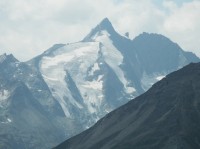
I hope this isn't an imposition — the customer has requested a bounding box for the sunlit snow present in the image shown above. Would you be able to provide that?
[156,75,165,81]
[141,72,166,90]
[89,63,100,76]
[40,42,102,116]
[0,90,10,101]
[7,118,12,123]
[40,31,136,118]
[1,118,12,124]
[94,31,136,94]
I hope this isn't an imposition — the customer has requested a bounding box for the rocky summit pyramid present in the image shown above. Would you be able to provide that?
[0,18,199,148]
[55,62,200,149]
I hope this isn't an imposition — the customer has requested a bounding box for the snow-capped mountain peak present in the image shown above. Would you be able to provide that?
[83,18,117,42]
[1,18,200,149]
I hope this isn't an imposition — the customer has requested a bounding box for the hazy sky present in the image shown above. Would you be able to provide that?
[0,0,199,61]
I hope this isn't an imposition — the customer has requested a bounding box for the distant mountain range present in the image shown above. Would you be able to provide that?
[0,18,199,149]
[55,62,200,149]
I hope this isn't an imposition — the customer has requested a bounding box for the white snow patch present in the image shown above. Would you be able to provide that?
[141,72,166,91]
[7,118,12,123]
[15,63,19,67]
[95,30,136,94]
[126,87,136,94]
[97,75,103,82]
[105,109,112,113]
[40,42,102,116]
[42,74,59,81]
[29,74,34,77]
[82,80,103,90]
[156,75,165,81]
[98,95,104,98]
[89,63,100,76]
[0,90,10,101]
[1,118,12,124]
[80,77,104,114]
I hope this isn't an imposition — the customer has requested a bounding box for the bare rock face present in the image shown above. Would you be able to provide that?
[0,18,199,149]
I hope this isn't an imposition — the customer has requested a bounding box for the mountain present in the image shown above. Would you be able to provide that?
[0,53,70,148]
[55,62,200,149]
[0,18,199,148]
[29,18,199,128]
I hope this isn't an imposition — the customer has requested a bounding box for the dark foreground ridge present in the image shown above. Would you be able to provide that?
[0,18,199,148]
[55,62,200,149]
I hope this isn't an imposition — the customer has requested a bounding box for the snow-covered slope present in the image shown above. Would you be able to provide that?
[0,18,199,149]
[33,18,199,145]
[0,54,71,149]
[33,18,199,147]
[39,40,137,121]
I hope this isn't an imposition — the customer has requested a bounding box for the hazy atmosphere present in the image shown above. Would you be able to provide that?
[1,1,200,149]
[0,0,199,61]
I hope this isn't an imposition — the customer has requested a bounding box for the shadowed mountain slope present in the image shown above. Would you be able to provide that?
[55,62,200,149]
[0,18,199,148]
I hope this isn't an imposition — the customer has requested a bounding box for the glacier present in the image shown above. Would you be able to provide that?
[0,18,199,149]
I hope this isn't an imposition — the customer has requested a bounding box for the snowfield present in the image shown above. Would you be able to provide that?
[0,90,10,102]
[40,31,136,118]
